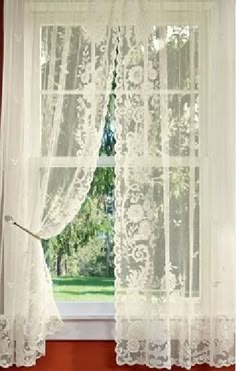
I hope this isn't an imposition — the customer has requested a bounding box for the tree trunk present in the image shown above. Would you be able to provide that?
[56,251,63,276]
[106,234,110,277]
[64,257,68,276]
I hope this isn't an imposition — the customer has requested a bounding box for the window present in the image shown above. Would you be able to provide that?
[25,1,208,338]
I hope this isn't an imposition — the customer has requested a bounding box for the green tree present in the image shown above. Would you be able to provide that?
[43,167,115,277]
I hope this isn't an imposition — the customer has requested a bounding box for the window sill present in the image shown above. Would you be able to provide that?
[47,302,115,340]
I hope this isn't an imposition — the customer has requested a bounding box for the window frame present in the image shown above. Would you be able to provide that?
[23,1,212,340]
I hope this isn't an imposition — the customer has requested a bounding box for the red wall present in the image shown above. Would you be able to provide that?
[0,1,235,371]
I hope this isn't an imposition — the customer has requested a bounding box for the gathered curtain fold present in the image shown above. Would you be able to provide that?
[0,0,118,367]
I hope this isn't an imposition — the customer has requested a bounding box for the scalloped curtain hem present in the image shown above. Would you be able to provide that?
[116,359,236,370]
[0,316,63,368]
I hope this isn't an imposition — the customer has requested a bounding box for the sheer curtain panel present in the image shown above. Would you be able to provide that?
[114,0,236,369]
[0,0,118,367]
[1,0,236,369]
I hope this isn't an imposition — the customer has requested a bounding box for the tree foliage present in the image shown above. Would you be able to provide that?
[43,165,115,277]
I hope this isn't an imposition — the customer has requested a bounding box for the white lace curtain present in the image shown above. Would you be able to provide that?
[0,0,236,369]
[0,0,118,367]
[115,0,236,369]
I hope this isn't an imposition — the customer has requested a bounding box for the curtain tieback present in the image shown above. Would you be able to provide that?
[5,215,42,240]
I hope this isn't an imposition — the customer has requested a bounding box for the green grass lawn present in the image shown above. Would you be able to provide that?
[52,276,114,301]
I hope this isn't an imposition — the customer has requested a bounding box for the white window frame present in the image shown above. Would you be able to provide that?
[24,1,213,340]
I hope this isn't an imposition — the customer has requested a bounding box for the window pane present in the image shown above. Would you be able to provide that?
[42,167,115,301]
[169,166,200,297]
[148,93,199,157]
[99,94,116,156]
[41,26,91,91]
[168,94,199,157]
[148,25,199,91]
[117,165,200,298]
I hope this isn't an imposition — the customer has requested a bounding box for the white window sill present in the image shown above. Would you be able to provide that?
[47,302,115,340]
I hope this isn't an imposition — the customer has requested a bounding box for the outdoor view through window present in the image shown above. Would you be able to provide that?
[41,24,200,302]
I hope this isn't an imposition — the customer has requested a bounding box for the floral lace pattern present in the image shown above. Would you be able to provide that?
[115,316,236,369]
[0,316,62,368]
[2,0,236,369]
[39,25,119,239]
[115,24,200,300]
[2,1,119,366]
[0,238,63,368]
[114,17,236,370]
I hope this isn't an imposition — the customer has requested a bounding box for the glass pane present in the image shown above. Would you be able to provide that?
[148,25,199,91]
[168,94,199,157]
[148,94,199,157]
[169,166,200,297]
[41,25,117,91]
[151,166,200,298]
[41,94,92,156]
[41,26,92,91]
[42,167,115,301]
[40,93,106,156]
[119,165,200,298]
[99,93,116,156]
